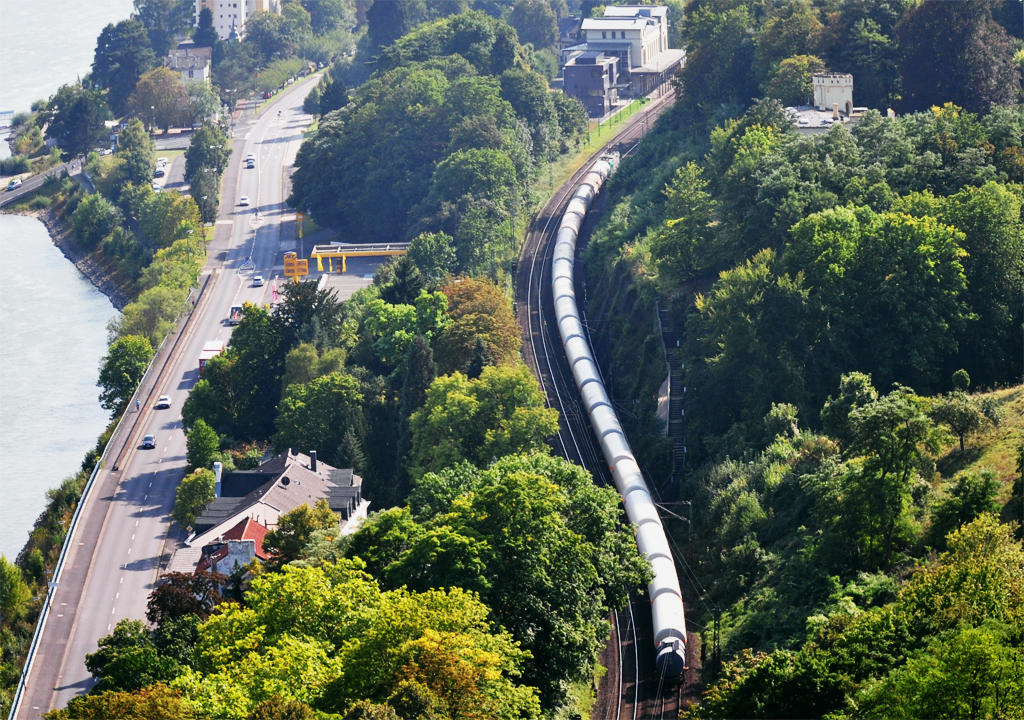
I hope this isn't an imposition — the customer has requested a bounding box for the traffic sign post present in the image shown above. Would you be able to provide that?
[283,252,309,280]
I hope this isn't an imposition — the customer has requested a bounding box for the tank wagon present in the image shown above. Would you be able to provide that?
[551,157,687,676]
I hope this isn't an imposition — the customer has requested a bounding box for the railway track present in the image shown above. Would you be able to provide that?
[515,88,683,720]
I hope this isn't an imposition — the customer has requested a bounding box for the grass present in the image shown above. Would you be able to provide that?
[155,149,185,164]
[935,383,1023,503]
[255,71,323,115]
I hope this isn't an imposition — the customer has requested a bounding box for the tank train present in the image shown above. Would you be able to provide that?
[551,157,687,676]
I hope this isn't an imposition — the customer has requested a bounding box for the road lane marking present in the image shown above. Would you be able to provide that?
[120,577,123,584]
[131,535,135,541]
[136,520,139,526]
[127,548,131,555]
[116,592,119,599]
[111,608,115,614]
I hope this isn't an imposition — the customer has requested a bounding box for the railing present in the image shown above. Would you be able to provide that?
[7,272,213,720]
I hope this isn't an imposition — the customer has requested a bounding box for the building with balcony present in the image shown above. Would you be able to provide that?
[194,0,281,41]
[563,52,620,117]
[572,6,684,97]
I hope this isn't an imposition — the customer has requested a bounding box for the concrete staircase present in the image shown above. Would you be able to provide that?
[658,306,686,475]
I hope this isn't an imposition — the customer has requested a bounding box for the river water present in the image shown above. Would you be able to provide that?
[0,0,133,560]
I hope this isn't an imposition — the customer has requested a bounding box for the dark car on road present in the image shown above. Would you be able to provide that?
[141,434,156,449]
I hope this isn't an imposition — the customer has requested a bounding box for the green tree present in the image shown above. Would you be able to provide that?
[847,385,942,569]
[897,0,1022,114]
[172,468,216,530]
[133,0,194,57]
[366,0,410,50]
[359,453,651,709]
[190,162,221,223]
[85,620,181,693]
[130,66,191,130]
[193,7,220,49]
[154,613,202,668]
[928,469,1001,549]
[408,232,457,281]
[0,555,32,625]
[318,72,348,115]
[92,18,156,115]
[108,284,189,347]
[408,366,559,477]
[753,1,824,83]
[186,419,221,471]
[115,117,156,187]
[248,694,317,720]
[303,0,354,35]
[187,80,221,126]
[510,0,558,49]
[243,10,296,64]
[43,84,112,159]
[931,391,987,451]
[952,368,971,392]
[764,54,826,106]
[72,194,124,250]
[273,372,363,468]
[425,148,517,209]
[648,161,718,284]
[262,499,340,571]
[52,683,193,720]
[820,371,879,448]
[98,335,154,414]
[857,623,1024,719]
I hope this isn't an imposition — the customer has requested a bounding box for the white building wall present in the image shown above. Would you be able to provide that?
[814,74,854,114]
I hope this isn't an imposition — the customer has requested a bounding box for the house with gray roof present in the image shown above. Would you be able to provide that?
[186,449,367,552]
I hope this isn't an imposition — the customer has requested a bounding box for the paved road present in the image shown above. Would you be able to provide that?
[0,160,80,208]
[14,75,323,719]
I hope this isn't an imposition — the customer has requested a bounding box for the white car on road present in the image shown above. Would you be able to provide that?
[155,395,172,409]
[239,196,250,206]
[7,178,22,190]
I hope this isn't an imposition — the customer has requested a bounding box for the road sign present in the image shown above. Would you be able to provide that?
[283,252,309,278]
[249,212,265,230]
[296,212,305,222]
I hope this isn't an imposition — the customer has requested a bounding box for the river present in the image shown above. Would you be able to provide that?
[0,0,133,561]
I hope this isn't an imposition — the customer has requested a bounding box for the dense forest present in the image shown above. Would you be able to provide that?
[290,9,588,272]
[583,0,1024,717]
[4,0,1024,718]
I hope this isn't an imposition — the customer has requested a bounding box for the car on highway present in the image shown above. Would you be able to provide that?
[155,395,171,409]
[7,178,22,190]
[239,196,250,206]
[141,434,156,449]
[246,153,255,161]
[246,159,255,169]
[252,274,264,287]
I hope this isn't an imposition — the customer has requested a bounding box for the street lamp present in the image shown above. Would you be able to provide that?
[150,105,155,131]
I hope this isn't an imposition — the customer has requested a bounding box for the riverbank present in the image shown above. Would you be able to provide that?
[2,196,132,311]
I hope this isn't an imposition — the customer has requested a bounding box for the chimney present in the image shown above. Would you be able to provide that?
[833,102,839,120]
[309,450,317,473]
[214,461,222,498]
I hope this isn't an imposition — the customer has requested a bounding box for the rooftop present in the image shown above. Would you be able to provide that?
[192,450,362,538]
[603,5,669,20]
[582,17,659,31]
[632,48,687,74]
